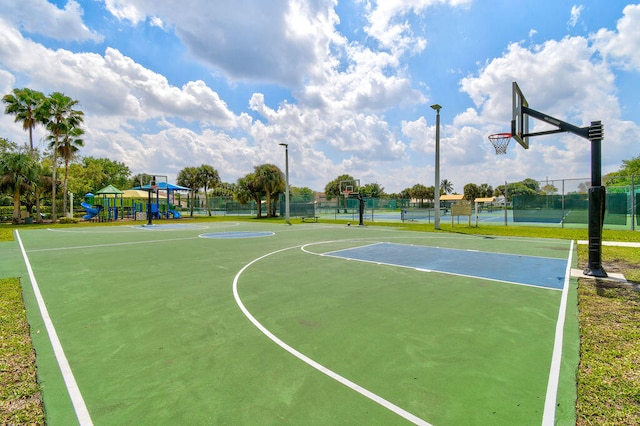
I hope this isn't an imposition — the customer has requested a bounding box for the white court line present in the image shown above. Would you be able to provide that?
[26,236,200,252]
[15,231,93,426]
[542,240,575,425]
[232,244,432,426]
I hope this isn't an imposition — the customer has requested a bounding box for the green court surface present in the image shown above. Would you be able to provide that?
[2,222,580,425]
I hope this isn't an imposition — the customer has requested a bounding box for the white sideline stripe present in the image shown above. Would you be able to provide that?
[233,245,432,426]
[577,240,640,247]
[542,240,574,426]
[26,236,199,252]
[15,231,93,426]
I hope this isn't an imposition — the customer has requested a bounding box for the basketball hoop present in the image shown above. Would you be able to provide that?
[488,133,512,155]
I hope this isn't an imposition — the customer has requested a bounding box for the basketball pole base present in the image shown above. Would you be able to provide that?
[583,266,608,278]
[583,185,607,278]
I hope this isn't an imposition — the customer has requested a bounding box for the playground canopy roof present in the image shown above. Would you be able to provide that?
[122,189,150,198]
[95,184,123,195]
[134,182,191,191]
[440,194,465,201]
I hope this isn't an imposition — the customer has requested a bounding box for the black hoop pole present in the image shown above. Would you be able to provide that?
[584,121,607,277]
[521,102,607,277]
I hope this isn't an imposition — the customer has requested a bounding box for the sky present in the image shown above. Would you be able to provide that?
[0,0,639,194]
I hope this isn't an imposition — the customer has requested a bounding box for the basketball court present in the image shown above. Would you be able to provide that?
[3,221,580,425]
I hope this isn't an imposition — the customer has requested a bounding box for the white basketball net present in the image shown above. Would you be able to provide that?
[488,133,511,155]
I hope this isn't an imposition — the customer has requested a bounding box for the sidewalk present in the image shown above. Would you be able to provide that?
[577,240,640,248]
[573,240,639,283]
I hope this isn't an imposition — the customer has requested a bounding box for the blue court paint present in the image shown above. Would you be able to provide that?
[324,242,568,290]
[200,231,275,239]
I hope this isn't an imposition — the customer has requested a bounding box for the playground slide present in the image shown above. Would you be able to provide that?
[169,210,181,218]
[81,202,102,220]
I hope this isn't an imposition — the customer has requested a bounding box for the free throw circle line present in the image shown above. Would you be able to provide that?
[232,244,431,425]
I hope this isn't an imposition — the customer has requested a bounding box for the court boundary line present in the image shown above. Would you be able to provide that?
[44,222,240,233]
[232,243,432,426]
[15,230,93,426]
[542,240,575,425]
[26,236,200,253]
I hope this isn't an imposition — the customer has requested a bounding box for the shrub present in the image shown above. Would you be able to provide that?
[57,217,79,224]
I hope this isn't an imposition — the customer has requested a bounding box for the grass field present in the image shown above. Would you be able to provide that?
[1,218,638,425]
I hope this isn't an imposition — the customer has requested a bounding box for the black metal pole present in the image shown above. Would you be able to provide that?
[147,189,153,226]
[584,121,607,277]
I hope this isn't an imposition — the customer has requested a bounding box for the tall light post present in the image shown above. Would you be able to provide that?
[279,143,291,225]
[431,104,442,230]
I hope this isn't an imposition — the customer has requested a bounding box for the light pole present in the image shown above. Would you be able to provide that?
[431,104,442,230]
[279,143,291,225]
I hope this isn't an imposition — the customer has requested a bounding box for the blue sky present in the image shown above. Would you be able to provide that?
[1,0,638,193]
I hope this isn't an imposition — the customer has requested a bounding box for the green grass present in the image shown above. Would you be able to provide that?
[0,278,45,425]
[575,244,640,425]
[1,218,638,424]
[575,280,640,425]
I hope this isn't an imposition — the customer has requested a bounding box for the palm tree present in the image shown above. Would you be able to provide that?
[197,164,220,216]
[48,125,84,215]
[237,172,263,218]
[40,92,84,221]
[32,159,53,224]
[410,183,429,208]
[2,88,46,152]
[255,164,284,217]
[19,149,49,223]
[176,167,201,217]
[440,179,454,195]
[0,149,39,224]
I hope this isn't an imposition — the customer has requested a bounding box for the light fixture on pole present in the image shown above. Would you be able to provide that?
[431,104,442,230]
[279,143,291,225]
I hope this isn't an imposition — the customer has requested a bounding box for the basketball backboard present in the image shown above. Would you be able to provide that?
[339,179,360,196]
[512,81,530,149]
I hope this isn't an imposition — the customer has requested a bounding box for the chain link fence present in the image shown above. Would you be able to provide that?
[190,176,638,230]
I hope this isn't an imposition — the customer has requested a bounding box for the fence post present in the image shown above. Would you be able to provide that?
[561,179,565,229]
[504,180,508,226]
[632,174,636,232]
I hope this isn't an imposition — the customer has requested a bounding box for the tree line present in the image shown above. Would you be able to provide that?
[1,88,84,223]
[3,86,638,224]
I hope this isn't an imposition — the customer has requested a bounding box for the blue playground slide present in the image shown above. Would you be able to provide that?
[169,210,181,218]
[81,202,102,220]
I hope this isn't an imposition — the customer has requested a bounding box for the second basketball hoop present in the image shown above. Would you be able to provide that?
[488,133,512,155]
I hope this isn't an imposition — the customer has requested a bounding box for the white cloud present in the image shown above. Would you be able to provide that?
[100,1,428,115]
[102,0,339,87]
[458,33,639,181]
[361,0,471,55]
[103,0,148,24]
[0,0,103,42]
[1,0,638,195]
[0,21,238,129]
[568,4,583,28]
[592,3,640,72]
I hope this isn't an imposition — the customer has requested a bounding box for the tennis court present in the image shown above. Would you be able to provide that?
[3,222,580,425]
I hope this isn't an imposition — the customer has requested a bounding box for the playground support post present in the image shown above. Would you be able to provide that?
[147,176,155,225]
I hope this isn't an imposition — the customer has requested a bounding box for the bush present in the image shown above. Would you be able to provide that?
[57,217,79,224]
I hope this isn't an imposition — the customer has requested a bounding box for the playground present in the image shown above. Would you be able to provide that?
[79,181,186,222]
[4,221,580,425]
